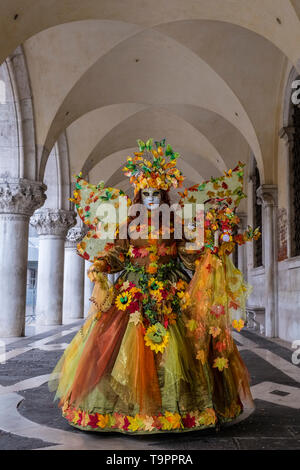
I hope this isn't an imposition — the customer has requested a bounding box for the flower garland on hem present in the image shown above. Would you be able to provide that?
[62,404,220,432]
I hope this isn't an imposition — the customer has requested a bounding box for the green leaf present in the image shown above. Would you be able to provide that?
[145,138,153,150]
[171,152,180,160]
[137,139,146,151]
[165,144,173,156]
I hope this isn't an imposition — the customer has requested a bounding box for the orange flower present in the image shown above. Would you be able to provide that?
[147,264,158,274]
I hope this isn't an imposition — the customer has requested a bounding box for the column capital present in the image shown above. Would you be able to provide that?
[0,177,46,216]
[65,225,87,248]
[30,208,76,237]
[256,185,278,207]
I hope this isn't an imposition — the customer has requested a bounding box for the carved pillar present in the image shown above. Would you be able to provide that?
[279,126,296,258]
[0,178,46,336]
[257,185,278,337]
[237,213,248,280]
[31,209,76,326]
[63,226,85,322]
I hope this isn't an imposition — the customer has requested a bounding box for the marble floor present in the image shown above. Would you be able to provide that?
[0,321,299,450]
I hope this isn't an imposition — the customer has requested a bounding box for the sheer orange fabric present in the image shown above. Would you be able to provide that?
[66,306,129,407]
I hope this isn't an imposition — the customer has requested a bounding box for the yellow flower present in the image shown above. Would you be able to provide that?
[115,292,132,311]
[232,319,245,332]
[144,323,169,354]
[213,357,229,371]
[148,278,163,291]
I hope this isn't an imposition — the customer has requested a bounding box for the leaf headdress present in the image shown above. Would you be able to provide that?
[123,138,185,196]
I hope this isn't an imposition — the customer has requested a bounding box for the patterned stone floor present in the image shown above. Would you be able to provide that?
[0,321,299,450]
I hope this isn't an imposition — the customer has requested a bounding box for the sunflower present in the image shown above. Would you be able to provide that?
[115,291,133,311]
[148,278,163,292]
[144,323,170,354]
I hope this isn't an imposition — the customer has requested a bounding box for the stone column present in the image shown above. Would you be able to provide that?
[237,213,248,280]
[84,259,93,318]
[0,177,46,336]
[31,209,76,326]
[63,226,85,322]
[257,185,278,337]
[279,126,295,258]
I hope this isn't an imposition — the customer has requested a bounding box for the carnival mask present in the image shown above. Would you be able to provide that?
[141,188,161,210]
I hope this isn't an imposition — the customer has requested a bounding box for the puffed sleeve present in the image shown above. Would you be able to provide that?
[94,237,130,274]
[177,239,202,271]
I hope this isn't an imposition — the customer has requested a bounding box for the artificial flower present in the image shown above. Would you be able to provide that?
[144,323,170,354]
[146,264,158,274]
[115,291,132,311]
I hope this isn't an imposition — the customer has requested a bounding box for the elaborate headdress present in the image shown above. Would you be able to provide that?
[122,138,185,196]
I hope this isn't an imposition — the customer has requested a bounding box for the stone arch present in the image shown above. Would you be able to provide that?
[4,46,37,180]
[0,59,19,178]
[43,131,72,211]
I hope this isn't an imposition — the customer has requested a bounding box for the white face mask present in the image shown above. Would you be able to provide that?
[141,188,162,210]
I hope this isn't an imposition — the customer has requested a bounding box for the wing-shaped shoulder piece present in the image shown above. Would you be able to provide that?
[178,162,260,254]
[71,174,131,230]
[70,174,131,262]
[179,162,246,215]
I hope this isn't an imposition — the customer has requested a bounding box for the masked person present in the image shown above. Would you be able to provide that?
[49,139,259,434]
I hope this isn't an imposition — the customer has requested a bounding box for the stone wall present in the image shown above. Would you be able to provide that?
[278,259,300,342]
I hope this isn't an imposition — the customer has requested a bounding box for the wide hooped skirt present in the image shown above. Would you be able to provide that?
[49,254,254,435]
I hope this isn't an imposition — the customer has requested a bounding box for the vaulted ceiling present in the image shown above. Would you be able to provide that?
[1,0,299,194]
